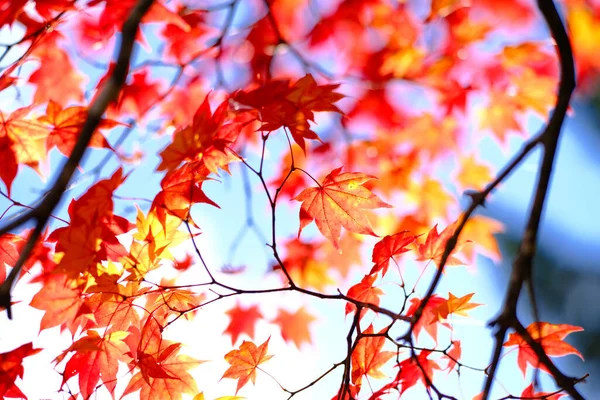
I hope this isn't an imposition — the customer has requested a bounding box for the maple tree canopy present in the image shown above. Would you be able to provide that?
[0,0,595,399]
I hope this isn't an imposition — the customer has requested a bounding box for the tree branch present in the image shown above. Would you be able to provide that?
[482,1,580,399]
[0,0,156,319]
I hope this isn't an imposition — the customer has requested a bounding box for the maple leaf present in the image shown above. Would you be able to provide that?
[455,154,493,192]
[29,274,91,334]
[430,292,482,322]
[224,303,264,345]
[86,291,140,333]
[161,8,210,64]
[503,322,584,376]
[245,16,279,81]
[478,89,523,143]
[345,89,398,129]
[0,107,50,194]
[567,3,600,84]
[405,178,455,221]
[0,0,27,28]
[232,74,343,152]
[146,281,204,320]
[0,343,41,399]
[105,69,161,118]
[322,232,364,278]
[415,222,467,268]
[274,238,334,291]
[123,350,202,400]
[371,231,418,276]
[130,207,189,271]
[48,169,126,277]
[396,114,458,160]
[39,100,121,156]
[157,96,240,174]
[426,0,465,21]
[152,162,219,226]
[56,330,131,399]
[396,350,441,394]
[222,338,274,394]
[123,316,204,399]
[0,234,20,282]
[445,340,461,373]
[173,253,194,271]
[520,383,565,400]
[294,167,392,250]
[28,46,85,106]
[351,325,395,387]
[345,274,384,318]
[406,295,448,342]
[272,306,315,348]
[461,215,504,262]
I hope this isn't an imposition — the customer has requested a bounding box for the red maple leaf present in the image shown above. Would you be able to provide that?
[345,274,384,318]
[371,231,418,276]
[232,74,344,152]
[0,343,41,399]
[406,295,448,342]
[55,330,131,399]
[224,303,264,345]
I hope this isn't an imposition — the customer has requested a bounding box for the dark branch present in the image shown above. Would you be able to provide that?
[482,1,580,399]
[0,0,156,318]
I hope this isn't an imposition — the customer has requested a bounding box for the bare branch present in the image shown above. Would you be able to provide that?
[0,0,156,318]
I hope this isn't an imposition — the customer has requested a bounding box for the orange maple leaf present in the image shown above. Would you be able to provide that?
[478,89,523,143]
[39,100,121,156]
[224,303,264,345]
[323,232,364,278]
[86,290,140,333]
[294,167,392,250]
[222,338,274,394]
[274,238,334,290]
[0,106,49,194]
[455,154,493,192]
[430,292,482,322]
[415,222,467,268]
[461,215,504,263]
[29,274,90,334]
[272,306,315,348]
[503,322,584,376]
[351,325,395,387]
[0,342,41,399]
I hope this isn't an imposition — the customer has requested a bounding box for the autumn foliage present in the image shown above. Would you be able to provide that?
[0,0,596,399]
